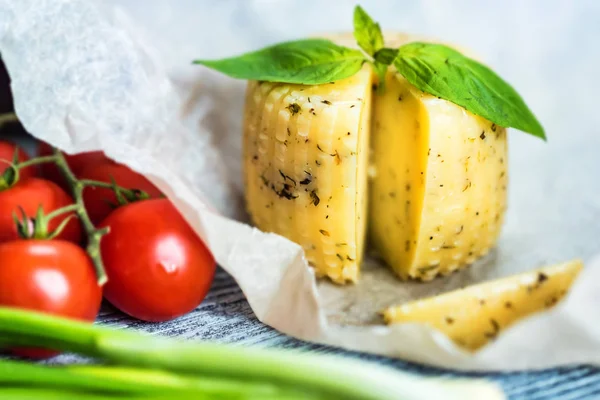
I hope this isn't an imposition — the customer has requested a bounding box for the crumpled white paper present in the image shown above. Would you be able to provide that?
[1,0,600,371]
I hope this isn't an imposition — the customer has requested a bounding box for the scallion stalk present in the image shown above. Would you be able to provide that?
[0,359,310,399]
[0,388,226,400]
[0,307,504,400]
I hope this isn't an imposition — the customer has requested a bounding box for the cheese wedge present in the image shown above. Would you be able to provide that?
[383,260,583,350]
[243,66,372,283]
[369,70,508,281]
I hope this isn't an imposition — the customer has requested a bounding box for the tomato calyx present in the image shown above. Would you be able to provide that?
[0,149,21,190]
[109,176,151,207]
[0,114,25,190]
[12,205,78,240]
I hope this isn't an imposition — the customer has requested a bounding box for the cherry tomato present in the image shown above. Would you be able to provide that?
[0,178,82,244]
[0,140,37,181]
[0,240,102,358]
[99,199,215,322]
[38,141,111,191]
[80,162,162,225]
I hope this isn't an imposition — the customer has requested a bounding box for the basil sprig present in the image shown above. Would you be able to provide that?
[194,5,545,139]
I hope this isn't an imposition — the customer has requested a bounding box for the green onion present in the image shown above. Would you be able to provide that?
[0,359,304,399]
[0,388,240,400]
[0,307,505,399]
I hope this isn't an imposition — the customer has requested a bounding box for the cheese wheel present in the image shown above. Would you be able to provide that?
[244,32,507,283]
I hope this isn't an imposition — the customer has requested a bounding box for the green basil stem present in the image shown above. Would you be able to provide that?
[0,360,309,399]
[0,308,504,400]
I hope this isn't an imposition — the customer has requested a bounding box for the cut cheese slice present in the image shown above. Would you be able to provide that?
[243,66,372,283]
[383,260,583,350]
[369,70,508,281]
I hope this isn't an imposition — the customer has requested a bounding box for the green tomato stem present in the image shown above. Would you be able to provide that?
[0,308,504,400]
[0,112,18,130]
[7,146,150,285]
[2,146,111,284]
[44,204,80,222]
[16,154,59,169]
[0,112,150,284]
[49,148,109,285]
[79,179,148,203]
[79,179,120,189]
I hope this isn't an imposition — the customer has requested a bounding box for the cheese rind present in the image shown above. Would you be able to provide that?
[383,260,583,350]
[243,66,372,283]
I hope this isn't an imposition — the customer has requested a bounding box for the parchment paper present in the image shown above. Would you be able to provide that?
[1,0,600,371]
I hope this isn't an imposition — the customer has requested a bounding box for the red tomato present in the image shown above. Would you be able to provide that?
[0,240,102,358]
[0,178,82,244]
[38,141,111,191]
[99,199,215,322]
[80,162,162,225]
[0,140,37,181]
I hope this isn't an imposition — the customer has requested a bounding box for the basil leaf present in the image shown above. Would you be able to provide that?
[394,42,545,139]
[194,39,366,85]
[353,6,384,56]
[374,48,398,65]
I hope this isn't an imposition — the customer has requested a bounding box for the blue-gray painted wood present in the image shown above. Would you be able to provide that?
[48,268,600,400]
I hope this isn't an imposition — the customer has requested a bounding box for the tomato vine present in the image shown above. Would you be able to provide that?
[8,149,150,285]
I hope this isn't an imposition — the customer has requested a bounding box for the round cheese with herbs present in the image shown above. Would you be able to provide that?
[243,33,507,283]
